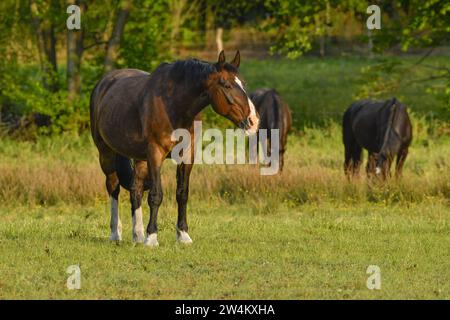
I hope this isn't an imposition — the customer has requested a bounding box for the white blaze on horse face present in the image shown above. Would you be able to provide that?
[234,76,259,135]
[144,233,159,247]
[109,196,122,241]
[132,207,145,243]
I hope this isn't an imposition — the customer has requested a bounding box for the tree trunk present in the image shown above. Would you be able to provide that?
[198,0,207,48]
[367,29,373,58]
[319,36,325,57]
[67,1,85,101]
[169,0,199,55]
[43,24,58,91]
[104,0,132,72]
[30,0,59,92]
[169,0,185,56]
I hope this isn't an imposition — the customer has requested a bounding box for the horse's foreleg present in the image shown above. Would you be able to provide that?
[380,157,392,180]
[366,152,377,177]
[144,145,165,247]
[130,161,146,243]
[106,173,121,241]
[176,162,194,244]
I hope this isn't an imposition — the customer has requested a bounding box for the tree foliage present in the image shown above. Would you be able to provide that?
[0,0,448,136]
[0,0,171,135]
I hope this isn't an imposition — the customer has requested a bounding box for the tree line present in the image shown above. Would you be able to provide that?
[0,0,448,135]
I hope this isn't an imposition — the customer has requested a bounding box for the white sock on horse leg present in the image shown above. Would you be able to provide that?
[132,207,145,243]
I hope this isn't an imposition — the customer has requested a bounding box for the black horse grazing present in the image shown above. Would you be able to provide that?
[250,89,292,171]
[342,97,412,179]
[90,51,259,246]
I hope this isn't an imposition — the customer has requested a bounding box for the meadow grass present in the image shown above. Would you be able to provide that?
[0,201,448,299]
[0,124,448,299]
[0,56,448,299]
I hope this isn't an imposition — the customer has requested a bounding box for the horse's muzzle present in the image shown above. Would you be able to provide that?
[239,116,258,136]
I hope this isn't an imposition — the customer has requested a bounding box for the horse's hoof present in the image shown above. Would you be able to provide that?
[177,230,193,244]
[144,233,159,247]
[109,232,122,241]
[133,233,145,244]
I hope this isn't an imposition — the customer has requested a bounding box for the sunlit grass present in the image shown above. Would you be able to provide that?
[0,57,448,299]
[0,126,448,299]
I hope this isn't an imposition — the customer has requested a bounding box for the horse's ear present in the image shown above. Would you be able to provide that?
[218,50,226,67]
[231,50,240,69]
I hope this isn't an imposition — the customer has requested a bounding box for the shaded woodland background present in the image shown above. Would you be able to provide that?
[0,0,448,137]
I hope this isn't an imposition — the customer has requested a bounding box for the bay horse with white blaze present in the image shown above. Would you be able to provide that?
[90,51,259,246]
[342,97,412,179]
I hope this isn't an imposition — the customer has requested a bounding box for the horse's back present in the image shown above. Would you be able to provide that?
[250,88,291,132]
[91,68,150,115]
[92,68,149,103]
[343,100,388,152]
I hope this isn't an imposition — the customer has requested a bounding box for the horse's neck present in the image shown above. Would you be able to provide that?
[170,89,209,128]
[378,103,398,149]
[162,62,211,128]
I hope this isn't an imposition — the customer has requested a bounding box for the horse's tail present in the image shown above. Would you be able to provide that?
[267,89,282,133]
[342,106,352,144]
[273,91,282,133]
[115,154,133,191]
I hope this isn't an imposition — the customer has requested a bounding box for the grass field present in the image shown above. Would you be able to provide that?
[0,56,449,299]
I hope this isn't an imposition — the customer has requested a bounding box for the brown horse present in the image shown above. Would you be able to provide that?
[90,51,259,246]
[250,88,292,171]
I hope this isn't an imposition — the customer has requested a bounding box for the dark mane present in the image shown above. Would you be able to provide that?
[169,59,216,87]
[222,63,238,74]
[168,58,238,89]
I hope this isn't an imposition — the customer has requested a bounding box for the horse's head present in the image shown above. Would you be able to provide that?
[206,50,259,135]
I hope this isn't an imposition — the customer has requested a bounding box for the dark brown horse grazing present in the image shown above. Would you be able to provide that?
[342,97,412,179]
[90,51,259,246]
[250,89,292,171]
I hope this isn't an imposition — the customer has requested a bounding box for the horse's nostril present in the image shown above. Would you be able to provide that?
[248,117,254,126]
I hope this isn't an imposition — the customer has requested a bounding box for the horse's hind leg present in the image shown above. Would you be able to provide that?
[351,145,363,176]
[343,117,357,178]
[130,160,146,243]
[279,130,288,172]
[344,140,362,177]
[343,132,361,178]
[279,148,286,172]
[344,144,352,177]
[99,151,122,241]
[395,147,408,178]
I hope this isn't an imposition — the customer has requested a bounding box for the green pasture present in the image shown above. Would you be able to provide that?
[0,56,449,299]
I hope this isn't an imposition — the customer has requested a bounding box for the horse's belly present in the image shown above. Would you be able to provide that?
[109,139,148,160]
[97,105,149,160]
